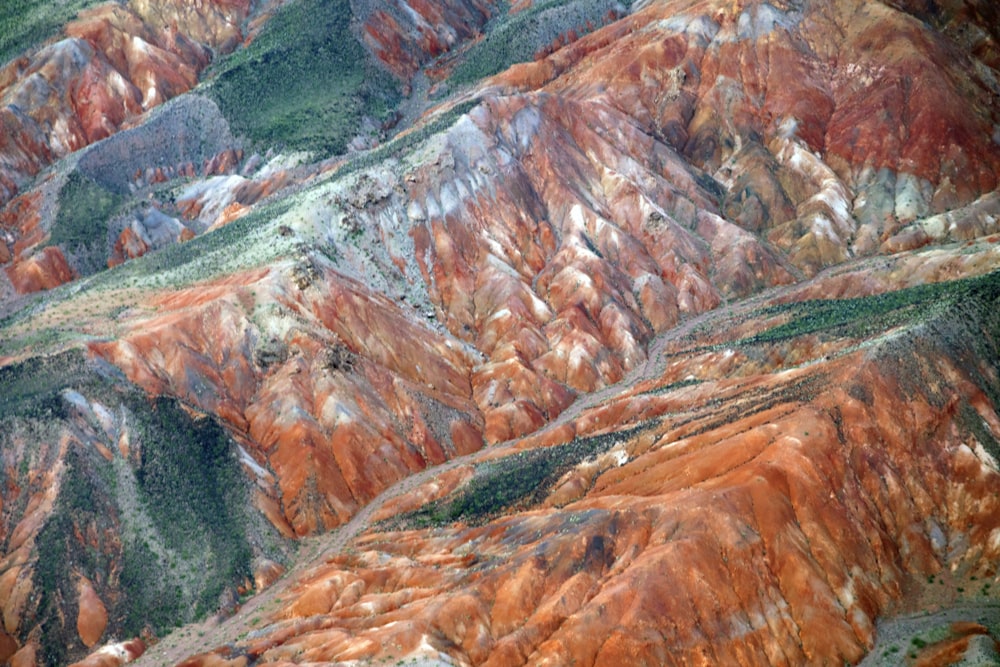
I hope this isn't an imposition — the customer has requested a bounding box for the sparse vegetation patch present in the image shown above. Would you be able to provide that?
[206,0,398,158]
[737,270,1000,346]
[449,0,629,85]
[50,171,124,270]
[9,353,279,661]
[390,423,648,528]
[0,0,103,65]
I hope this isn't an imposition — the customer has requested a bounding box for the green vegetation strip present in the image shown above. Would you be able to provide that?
[392,423,648,528]
[0,0,103,65]
[8,351,261,661]
[206,0,398,158]
[449,0,628,86]
[737,270,1000,346]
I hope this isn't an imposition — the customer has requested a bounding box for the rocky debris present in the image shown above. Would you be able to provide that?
[109,207,194,267]
[322,342,355,373]
[356,0,502,81]
[253,337,289,371]
[288,260,318,290]
[0,1,249,210]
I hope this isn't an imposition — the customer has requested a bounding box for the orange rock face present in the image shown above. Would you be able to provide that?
[0,0,249,210]
[5,246,76,294]
[3,0,1000,664]
[92,264,485,535]
[68,639,146,667]
[76,576,108,648]
[178,259,1000,666]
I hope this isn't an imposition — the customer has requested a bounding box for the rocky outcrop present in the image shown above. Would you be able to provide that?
[173,262,1000,667]
[108,208,194,267]
[0,0,250,210]
[356,0,501,81]
[2,0,1000,664]
[68,640,146,667]
[0,191,78,295]
[5,245,76,293]
[493,0,1000,275]
[91,263,485,535]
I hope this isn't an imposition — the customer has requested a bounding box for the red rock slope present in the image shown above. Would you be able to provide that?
[163,244,1000,667]
[0,0,248,207]
[1,0,1000,664]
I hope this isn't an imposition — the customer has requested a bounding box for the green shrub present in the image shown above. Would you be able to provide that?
[15,359,269,658]
[737,270,1000,346]
[0,0,103,65]
[50,171,123,264]
[449,0,628,86]
[394,423,648,528]
[206,0,398,158]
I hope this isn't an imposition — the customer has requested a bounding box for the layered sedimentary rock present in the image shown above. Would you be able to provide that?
[2,0,1000,664]
[166,252,1000,667]
[91,263,486,536]
[356,0,501,81]
[0,1,254,296]
[0,0,249,208]
[493,0,1000,274]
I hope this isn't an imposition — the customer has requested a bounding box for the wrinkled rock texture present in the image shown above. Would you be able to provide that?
[165,256,1000,667]
[2,0,1000,664]
[356,0,501,81]
[0,1,248,206]
[0,0,251,295]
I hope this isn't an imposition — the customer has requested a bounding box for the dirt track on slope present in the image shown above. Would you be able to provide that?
[128,279,798,666]
[130,440,490,666]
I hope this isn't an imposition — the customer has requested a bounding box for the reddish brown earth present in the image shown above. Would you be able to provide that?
[0,0,257,293]
[133,246,1000,667]
[75,577,108,648]
[90,264,486,536]
[0,0,249,209]
[0,192,79,295]
[1,0,1000,665]
[357,0,501,82]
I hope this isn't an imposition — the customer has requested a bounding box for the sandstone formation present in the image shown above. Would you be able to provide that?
[0,0,999,664]
[0,1,250,209]
[356,0,501,81]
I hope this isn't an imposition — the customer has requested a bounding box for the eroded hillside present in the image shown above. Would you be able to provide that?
[1,0,999,665]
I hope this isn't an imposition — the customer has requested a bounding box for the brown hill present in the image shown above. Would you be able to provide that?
[0,0,999,665]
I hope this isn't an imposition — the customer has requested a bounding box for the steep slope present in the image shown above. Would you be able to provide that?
[0,0,254,299]
[131,246,1000,667]
[0,0,999,664]
[0,350,288,667]
[0,0,248,205]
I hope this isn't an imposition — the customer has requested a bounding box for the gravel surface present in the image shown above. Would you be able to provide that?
[858,603,1000,666]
